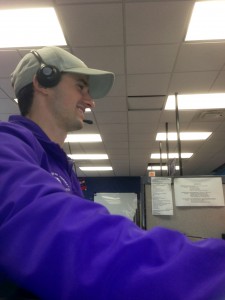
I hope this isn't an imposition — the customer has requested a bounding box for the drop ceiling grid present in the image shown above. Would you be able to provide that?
[0,0,225,176]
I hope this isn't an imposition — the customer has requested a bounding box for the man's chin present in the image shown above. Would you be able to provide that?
[68,120,83,132]
[76,120,83,130]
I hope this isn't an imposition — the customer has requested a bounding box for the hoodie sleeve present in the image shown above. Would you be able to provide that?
[0,124,225,300]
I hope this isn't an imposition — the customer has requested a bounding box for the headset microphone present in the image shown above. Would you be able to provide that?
[83,119,93,124]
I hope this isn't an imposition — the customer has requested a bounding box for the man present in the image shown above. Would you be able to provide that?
[0,46,225,299]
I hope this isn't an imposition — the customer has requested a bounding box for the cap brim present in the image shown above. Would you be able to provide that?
[66,67,114,99]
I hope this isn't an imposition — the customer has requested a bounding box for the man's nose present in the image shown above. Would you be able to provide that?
[83,93,95,109]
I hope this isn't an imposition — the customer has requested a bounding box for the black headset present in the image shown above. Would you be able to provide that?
[30,50,61,87]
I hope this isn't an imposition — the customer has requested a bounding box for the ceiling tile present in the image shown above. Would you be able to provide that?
[98,123,128,135]
[0,98,19,114]
[95,111,127,123]
[0,0,54,8]
[107,75,126,97]
[168,71,218,94]
[0,50,21,77]
[104,141,128,148]
[0,78,15,98]
[56,0,119,3]
[57,3,123,47]
[72,46,125,75]
[125,2,193,44]
[93,97,127,112]
[175,43,225,72]
[128,110,161,123]
[129,122,159,134]
[160,110,197,124]
[103,133,128,142]
[128,96,165,110]
[127,44,179,74]
[210,71,225,92]
[127,73,170,96]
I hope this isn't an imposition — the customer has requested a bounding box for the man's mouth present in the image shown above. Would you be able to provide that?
[77,105,85,118]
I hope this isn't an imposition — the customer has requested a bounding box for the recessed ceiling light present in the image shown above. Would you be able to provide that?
[165,94,225,110]
[68,154,108,160]
[156,132,212,141]
[150,153,193,159]
[79,166,113,171]
[0,7,66,48]
[185,1,225,41]
[65,134,102,143]
[147,165,180,171]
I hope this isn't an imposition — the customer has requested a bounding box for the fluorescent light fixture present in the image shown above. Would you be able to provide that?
[0,7,66,48]
[156,132,212,141]
[150,153,193,159]
[185,1,225,41]
[79,166,113,171]
[147,165,180,171]
[65,134,102,143]
[68,154,108,160]
[165,94,225,110]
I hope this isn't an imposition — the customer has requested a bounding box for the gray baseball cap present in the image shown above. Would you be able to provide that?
[11,46,115,99]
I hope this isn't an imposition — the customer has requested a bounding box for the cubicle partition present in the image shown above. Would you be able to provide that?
[145,176,225,239]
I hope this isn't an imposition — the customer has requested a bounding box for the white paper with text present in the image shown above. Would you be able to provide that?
[174,177,224,206]
[151,177,173,215]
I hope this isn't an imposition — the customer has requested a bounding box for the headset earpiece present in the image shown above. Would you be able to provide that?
[30,50,61,88]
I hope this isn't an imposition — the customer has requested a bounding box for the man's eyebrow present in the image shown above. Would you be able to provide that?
[75,78,89,86]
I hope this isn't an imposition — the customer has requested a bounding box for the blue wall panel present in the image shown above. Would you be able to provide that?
[79,176,141,201]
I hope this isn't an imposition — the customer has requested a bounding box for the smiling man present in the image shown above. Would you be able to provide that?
[26,73,93,146]
[11,47,112,145]
[0,46,225,300]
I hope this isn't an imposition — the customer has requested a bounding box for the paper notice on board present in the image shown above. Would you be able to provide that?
[174,177,225,206]
[151,177,173,215]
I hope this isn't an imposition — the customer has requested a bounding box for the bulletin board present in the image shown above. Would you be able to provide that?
[145,176,225,239]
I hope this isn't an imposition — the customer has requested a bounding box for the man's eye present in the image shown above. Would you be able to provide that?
[75,80,89,94]
[77,83,85,90]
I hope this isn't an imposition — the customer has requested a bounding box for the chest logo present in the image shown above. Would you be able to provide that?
[51,172,71,192]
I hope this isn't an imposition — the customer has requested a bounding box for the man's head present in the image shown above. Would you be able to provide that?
[10,47,115,139]
[11,46,115,116]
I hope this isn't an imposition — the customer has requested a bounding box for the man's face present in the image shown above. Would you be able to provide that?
[48,73,95,132]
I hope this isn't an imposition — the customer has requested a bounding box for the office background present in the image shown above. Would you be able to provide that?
[1,0,225,178]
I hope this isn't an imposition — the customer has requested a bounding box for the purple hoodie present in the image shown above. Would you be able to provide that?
[0,115,225,300]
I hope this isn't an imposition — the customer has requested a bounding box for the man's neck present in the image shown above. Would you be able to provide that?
[26,114,67,147]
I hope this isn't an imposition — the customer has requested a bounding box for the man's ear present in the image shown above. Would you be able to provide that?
[32,75,49,95]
